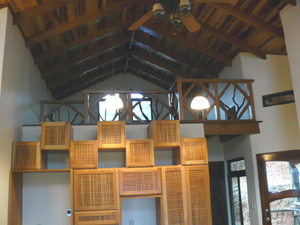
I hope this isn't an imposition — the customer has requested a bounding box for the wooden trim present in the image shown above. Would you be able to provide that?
[9,172,23,225]
[211,3,284,39]
[204,122,260,135]
[25,0,138,46]
[13,0,77,24]
[176,78,254,83]
[282,0,297,6]
[0,3,8,10]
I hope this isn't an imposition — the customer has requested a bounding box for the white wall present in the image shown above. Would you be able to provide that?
[0,8,52,225]
[220,53,300,225]
[0,7,7,98]
[280,0,300,131]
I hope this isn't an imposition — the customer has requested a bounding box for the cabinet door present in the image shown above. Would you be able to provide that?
[180,138,208,165]
[185,166,212,225]
[162,166,188,225]
[74,169,119,211]
[119,167,161,196]
[70,141,98,169]
[74,210,120,225]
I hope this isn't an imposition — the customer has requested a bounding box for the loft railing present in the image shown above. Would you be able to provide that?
[40,79,256,124]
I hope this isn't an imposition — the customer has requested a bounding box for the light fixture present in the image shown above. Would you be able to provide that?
[104,94,123,110]
[191,96,210,110]
[179,0,191,15]
[190,37,210,111]
[152,3,165,20]
[170,13,182,25]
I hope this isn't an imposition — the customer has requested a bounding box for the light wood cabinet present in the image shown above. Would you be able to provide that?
[185,165,212,225]
[180,138,208,165]
[12,142,41,170]
[98,121,126,150]
[74,169,119,211]
[41,122,72,150]
[70,141,98,169]
[126,139,154,167]
[74,210,120,225]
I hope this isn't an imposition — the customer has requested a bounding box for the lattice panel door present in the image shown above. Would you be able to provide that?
[148,120,180,149]
[126,139,154,167]
[74,210,120,225]
[98,121,125,150]
[185,166,212,225]
[12,142,41,170]
[70,141,98,169]
[162,166,188,225]
[41,122,71,150]
[181,138,208,165]
[74,170,119,211]
[119,168,162,195]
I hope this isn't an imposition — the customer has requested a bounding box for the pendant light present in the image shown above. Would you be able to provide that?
[104,1,124,110]
[190,38,210,110]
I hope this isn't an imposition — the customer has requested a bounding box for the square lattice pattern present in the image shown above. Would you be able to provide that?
[12,142,41,170]
[181,138,208,165]
[70,141,98,169]
[126,139,154,167]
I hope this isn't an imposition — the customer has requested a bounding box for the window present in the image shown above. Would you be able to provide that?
[131,93,152,122]
[228,158,250,225]
[98,94,120,121]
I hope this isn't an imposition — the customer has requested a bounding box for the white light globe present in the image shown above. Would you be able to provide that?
[190,96,210,110]
[104,94,123,110]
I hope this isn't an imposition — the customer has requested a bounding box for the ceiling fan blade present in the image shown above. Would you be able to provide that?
[190,0,238,3]
[128,11,153,31]
[181,15,201,33]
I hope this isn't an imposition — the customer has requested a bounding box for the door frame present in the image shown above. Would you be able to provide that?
[256,150,300,225]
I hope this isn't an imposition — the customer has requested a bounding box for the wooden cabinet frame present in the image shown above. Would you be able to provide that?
[70,141,98,169]
[181,138,208,165]
[126,139,154,167]
[98,121,126,150]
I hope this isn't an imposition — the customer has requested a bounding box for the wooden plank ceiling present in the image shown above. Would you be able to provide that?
[1,0,294,99]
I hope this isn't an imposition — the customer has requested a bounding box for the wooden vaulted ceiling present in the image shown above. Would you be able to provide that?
[0,0,295,99]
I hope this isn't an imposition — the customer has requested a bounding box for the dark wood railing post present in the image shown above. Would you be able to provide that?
[84,92,89,124]
[127,93,133,123]
[213,81,221,120]
[247,81,256,120]
[177,80,184,121]
[40,101,45,122]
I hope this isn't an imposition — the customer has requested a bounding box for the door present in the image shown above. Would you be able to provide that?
[257,150,300,225]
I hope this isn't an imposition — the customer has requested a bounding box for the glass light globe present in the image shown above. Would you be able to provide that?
[104,94,123,110]
[190,96,210,110]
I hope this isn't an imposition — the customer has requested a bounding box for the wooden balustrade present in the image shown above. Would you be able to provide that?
[40,100,84,124]
[40,79,258,128]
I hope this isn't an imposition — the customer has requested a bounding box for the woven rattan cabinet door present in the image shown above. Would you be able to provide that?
[185,166,212,225]
[98,121,126,150]
[181,138,208,165]
[74,210,120,225]
[126,139,154,167]
[119,167,162,196]
[12,142,41,170]
[148,120,180,149]
[41,122,71,150]
[70,141,98,169]
[162,166,188,225]
[74,170,119,211]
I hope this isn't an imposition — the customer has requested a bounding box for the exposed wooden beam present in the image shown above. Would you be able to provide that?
[133,50,197,79]
[53,64,126,99]
[199,21,266,59]
[41,36,130,77]
[128,60,174,85]
[0,3,8,9]
[124,31,136,75]
[48,52,127,88]
[13,0,77,25]
[135,36,219,78]
[210,3,284,39]
[25,0,138,46]
[34,18,134,64]
[144,22,232,66]
[282,0,297,6]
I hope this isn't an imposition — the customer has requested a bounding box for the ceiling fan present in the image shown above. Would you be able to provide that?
[128,0,238,33]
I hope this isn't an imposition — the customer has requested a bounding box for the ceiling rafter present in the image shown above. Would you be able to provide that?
[199,21,267,59]
[210,3,285,39]
[282,0,296,6]
[13,0,78,25]
[34,19,134,64]
[25,0,139,46]
[48,52,128,89]
[0,2,8,9]
[143,22,232,66]
[53,63,126,99]
[128,61,175,85]
[134,36,219,77]
[41,36,131,77]
[133,50,198,79]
